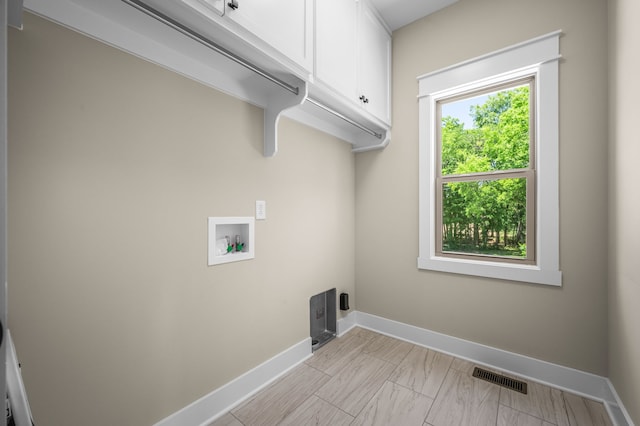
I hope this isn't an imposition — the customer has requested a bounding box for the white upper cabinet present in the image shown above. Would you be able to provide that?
[221,0,314,73]
[315,0,391,124]
[32,0,391,152]
[358,3,391,124]
[315,0,358,102]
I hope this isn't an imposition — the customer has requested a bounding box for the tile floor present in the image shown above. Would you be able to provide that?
[209,327,613,426]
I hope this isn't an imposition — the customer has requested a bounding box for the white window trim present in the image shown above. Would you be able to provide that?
[417,31,562,286]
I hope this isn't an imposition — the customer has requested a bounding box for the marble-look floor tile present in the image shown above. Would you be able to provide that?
[564,393,613,426]
[279,395,353,426]
[207,329,613,426]
[315,353,397,416]
[497,404,556,426]
[305,331,368,376]
[207,412,243,426]
[231,363,330,426]
[350,326,379,340]
[425,367,500,426]
[389,346,453,398]
[500,379,570,426]
[449,357,477,375]
[362,333,415,364]
[351,381,433,426]
[450,358,502,376]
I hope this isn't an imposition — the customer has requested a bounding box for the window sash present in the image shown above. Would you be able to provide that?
[434,78,536,264]
[436,76,536,176]
[435,170,536,264]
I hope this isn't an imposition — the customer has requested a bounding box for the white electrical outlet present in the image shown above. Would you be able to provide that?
[256,200,266,220]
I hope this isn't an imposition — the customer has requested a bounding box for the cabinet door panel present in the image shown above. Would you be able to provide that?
[315,0,357,100]
[358,5,391,123]
[225,0,313,71]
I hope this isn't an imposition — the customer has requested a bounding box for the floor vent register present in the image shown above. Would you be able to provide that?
[472,366,528,395]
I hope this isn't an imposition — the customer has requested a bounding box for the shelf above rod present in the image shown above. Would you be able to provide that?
[305,97,383,140]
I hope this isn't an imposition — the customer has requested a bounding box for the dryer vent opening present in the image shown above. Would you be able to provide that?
[310,288,336,351]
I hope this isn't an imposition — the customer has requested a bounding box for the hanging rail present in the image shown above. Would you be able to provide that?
[122,0,299,95]
[121,0,383,141]
[306,98,383,139]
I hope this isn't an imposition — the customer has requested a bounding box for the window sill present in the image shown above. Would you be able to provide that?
[417,255,562,286]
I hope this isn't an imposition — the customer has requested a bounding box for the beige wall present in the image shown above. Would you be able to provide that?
[356,0,609,375]
[8,13,355,425]
[609,0,640,422]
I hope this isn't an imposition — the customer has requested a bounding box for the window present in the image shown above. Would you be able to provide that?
[437,78,535,263]
[418,32,562,286]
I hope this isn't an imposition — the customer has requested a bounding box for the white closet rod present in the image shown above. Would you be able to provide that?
[122,0,383,141]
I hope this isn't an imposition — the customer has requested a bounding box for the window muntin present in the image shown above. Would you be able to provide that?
[435,78,535,264]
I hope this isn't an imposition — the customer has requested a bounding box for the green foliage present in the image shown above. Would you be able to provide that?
[440,86,530,258]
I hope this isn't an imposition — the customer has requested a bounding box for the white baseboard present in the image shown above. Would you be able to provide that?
[153,338,312,426]
[356,312,613,401]
[355,311,633,426]
[605,378,636,426]
[154,311,634,426]
[337,310,357,336]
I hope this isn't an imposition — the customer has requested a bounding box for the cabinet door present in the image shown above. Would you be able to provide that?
[358,4,391,123]
[315,0,358,100]
[224,0,313,71]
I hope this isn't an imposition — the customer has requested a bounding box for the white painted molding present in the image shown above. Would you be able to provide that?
[154,312,633,426]
[357,312,613,401]
[356,311,632,426]
[337,310,357,336]
[417,31,562,286]
[153,338,312,426]
[155,316,355,425]
[605,378,636,426]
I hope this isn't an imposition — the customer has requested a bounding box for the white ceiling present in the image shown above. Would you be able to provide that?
[369,0,459,31]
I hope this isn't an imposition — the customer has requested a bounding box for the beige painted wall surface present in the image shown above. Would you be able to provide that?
[609,0,640,422]
[8,13,355,426]
[356,0,609,375]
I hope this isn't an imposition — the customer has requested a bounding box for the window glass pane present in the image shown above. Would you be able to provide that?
[441,178,527,258]
[440,84,530,175]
